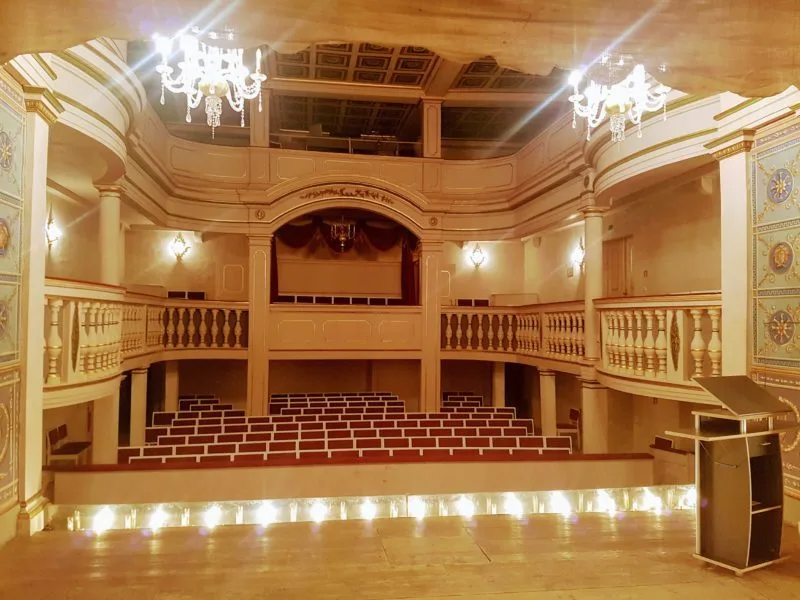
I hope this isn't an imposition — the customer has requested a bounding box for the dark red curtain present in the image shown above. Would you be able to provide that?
[270,237,279,302]
[361,222,403,252]
[401,233,419,305]
[276,220,318,248]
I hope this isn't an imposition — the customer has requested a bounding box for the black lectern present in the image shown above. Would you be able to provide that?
[666,375,798,575]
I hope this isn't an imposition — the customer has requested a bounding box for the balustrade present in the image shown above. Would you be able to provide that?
[43,279,249,389]
[440,302,584,361]
[596,293,722,385]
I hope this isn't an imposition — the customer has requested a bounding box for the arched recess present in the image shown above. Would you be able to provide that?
[259,175,434,238]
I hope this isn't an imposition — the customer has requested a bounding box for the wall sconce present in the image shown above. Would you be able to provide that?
[570,238,585,271]
[170,232,191,262]
[45,207,62,249]
[469,244,486,269]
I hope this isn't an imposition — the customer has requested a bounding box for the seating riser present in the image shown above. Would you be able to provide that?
[152,410,246,426]
[271,392,394,398]
[123,443,570,464]
[148,425,546,446]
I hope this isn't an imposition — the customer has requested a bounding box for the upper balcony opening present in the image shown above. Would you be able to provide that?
[126,40,570,159]
[272,208,420,306]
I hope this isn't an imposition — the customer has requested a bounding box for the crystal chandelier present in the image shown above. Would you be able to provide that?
[568,55,671,143]
[330,216,356,251]
[152,28,266,138]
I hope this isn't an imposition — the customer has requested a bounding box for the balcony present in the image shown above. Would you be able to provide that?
[440,292,723,401]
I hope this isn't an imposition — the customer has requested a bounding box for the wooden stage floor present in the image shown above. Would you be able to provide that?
[0,512,797,599]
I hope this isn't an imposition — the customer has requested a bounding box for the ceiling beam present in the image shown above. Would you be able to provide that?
[264,78,423,103]
[444,89,557,107]
[424,59,462,97]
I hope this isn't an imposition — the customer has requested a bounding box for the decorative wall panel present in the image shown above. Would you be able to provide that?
[751,123,800,498]
[0,72,23,519]
[269,308,422,351]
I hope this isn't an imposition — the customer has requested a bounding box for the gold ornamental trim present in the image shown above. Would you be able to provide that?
[711,140,754,161]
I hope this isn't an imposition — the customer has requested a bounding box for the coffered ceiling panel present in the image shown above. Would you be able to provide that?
[452,59,568,92]
[271,96,419,139]
[268,43,438,87]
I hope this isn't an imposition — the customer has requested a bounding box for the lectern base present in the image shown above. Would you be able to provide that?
[692,553,790,576]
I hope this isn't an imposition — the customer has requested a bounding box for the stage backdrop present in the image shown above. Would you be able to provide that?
[750,120,800,499]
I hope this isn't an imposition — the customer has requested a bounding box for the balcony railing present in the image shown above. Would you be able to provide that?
[44,278,249,389]
[595,292,722,386]
[441,293,723,388]
[441,301,586,363]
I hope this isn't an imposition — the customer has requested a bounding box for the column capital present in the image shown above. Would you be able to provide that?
[22,86,63,125]
[131,367,148,375]
[418,239,444,253]
[578,377,606,390]
[96,184,124,197]
[538,369,557,378]
[248,233,274,247]
[705,128,755,161]
[579,205,608,219]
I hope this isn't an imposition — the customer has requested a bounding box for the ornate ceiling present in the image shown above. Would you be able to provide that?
[2,1,797,97]
[128,40,568,150]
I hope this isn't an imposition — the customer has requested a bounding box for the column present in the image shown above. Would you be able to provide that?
[17,88,63,535]
[712,132,753,375]
[249,88,270,147]
[421,99,442,159]
[419,240,442,412]
[164,360,179,413]
[130,368,148,447]
[539,369,557,437]
[92,390,120,464]
[581,379,609,454]
[582,206,605,361]
[492,362,506,407]
[96,185,122,286]
[247,235,272,416]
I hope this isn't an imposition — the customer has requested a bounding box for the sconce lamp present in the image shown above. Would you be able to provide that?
[170,232,191,262]
[570,238,585,271]
[45,207,62,249]
[470,244,486,269]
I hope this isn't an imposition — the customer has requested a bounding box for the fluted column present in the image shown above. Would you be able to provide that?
[422,99,442,158]
[492,362,506,407]
[164,360,179,413]
[130,368,148,447]
[92,389,120,464]
[419,240,442,411]
[582,206,605,362]
[539,369,557,437]
[18,88,63,535]
[247,235,272,416]
[712,130,753,375]
[581,379,609,453]
[96,185,122,286]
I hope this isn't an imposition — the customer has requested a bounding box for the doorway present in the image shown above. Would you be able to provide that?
[603,236,632,297]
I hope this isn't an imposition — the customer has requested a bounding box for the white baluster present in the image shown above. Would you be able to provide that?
[707,307,722,376]
[198,308,208,348]
[86,302,99,375]
[166,307,176,349]
[476,313,484,351]
[505,314,513,352]
[633,310,644,376]
[234,309,243,348]
[210,308,220,348]
[465,314,474,350]
[444,313,453,350]
[655,309,667,379]
[487,315,495,351]
[176,307,186,348]
[690,308,707,378]
[186,308,197,348]
[497,315,505,351]
[45,298,63,384]
[455,314,463,350]
[222,310,232,347]
[643,310,656,378]
[624,310,635,374]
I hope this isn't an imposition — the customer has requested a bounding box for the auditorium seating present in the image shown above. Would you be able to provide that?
[118,392,572,465]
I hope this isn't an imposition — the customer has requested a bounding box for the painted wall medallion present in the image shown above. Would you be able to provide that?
[768,309,795,345]
[767,167,794,203]
[769,241,794,274]
[778,396,800,452]
[0,131,12,172]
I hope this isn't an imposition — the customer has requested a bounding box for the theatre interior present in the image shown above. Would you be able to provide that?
[1,1,800,597]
